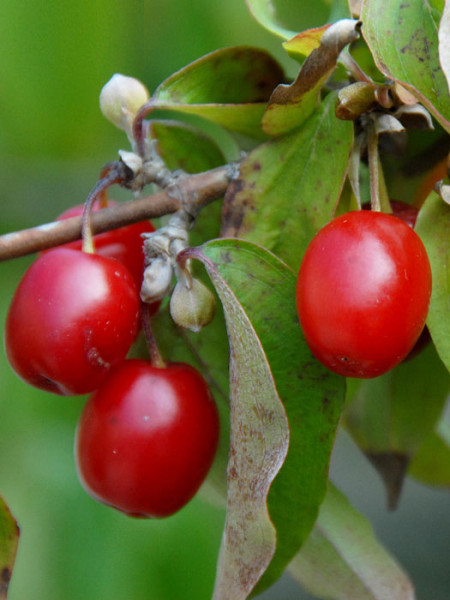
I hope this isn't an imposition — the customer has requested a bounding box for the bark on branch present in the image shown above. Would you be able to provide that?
[0,165,233,262]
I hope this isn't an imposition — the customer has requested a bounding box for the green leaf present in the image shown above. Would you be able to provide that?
[149,47,284,140]
[0,495,19,600]
[187,239,345,596]
[262,19,360,136]
[289,483,415,600]
[150,120,226,173]
[221,92,354,271]
[415,191,450,371]
[344,343,450,508]
[361,0,450,133]
[245,0,301,40]
[409,415,450,487]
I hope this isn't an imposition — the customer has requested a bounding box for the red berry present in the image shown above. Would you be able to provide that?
[52,201,155,291]
[296,211,432,378]
[5,248,140,395]
[75,359,220,518]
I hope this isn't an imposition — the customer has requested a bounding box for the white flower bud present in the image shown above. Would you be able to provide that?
[99,74,150,132]
[140,257,173,303]
[170,278,216,333]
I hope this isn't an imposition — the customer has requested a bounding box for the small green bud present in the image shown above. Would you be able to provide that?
[99,74,150,132]
[170,278,216,333]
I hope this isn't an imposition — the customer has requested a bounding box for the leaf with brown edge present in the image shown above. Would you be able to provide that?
[0,496,19,600]
[184,239,344,597]
[262,19,360,136]
[186,243,290,600]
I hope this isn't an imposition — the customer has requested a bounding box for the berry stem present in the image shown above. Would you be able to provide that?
[141,303,166,369]
[81,165,125,253]
[367,122,391,214]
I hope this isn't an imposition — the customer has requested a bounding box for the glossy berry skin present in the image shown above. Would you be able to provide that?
[5,248,140,395]
[296,211,432,378]
[53,202,155,291]
[75,359,220,518]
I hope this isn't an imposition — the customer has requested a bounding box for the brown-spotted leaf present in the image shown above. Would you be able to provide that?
[0,496,19,600]
[184,244,289,600]
[361,0,450,133]
[222,92,354,271]
[186,239,344,597]
[262,19,360,136]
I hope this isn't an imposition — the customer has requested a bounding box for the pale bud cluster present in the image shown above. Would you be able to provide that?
[139,213,216,333]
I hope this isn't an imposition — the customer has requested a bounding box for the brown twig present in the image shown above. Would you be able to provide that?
[0,165,233,262]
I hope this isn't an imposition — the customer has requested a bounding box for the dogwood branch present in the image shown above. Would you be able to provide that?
[0,165,234,262]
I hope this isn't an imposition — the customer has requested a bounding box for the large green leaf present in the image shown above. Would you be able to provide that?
[415,191,450,371]
[289,483,415,600]
[221,92,354,271]
[0,495,19,600]
[344,343,450,508]
[361,0,450,133]
[148,47,284,140]
[186,239,345,597]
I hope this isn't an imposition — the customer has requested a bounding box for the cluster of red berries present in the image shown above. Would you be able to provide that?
[296,202,432,378]
[4,204,219,518]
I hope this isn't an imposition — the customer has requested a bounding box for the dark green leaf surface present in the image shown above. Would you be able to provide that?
[188,239,344,596]
[0,495,19,600]
[149,47,285,139]
[289,483,415,600]
[361,0,450,133]
[415,192,450,371]
[221,92,353,271]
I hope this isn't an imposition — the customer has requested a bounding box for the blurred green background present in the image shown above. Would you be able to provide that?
[0,2,448,600]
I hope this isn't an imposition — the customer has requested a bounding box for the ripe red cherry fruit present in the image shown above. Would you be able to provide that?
[52,201,155,290]
[296,210,432,378]
[5,248,140,395]
[75,359,220,518]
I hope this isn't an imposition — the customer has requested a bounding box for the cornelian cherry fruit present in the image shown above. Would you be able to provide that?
[75,359,220,518]
[296,210,432,378]
[5,248,140,395]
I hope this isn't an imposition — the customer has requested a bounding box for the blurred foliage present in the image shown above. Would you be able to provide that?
[1,2,449,600]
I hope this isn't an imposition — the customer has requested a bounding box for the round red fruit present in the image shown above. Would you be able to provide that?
[296,210,432,378]
[5,248,140,395]
[75,359,220,518]
[53,201,155,290]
